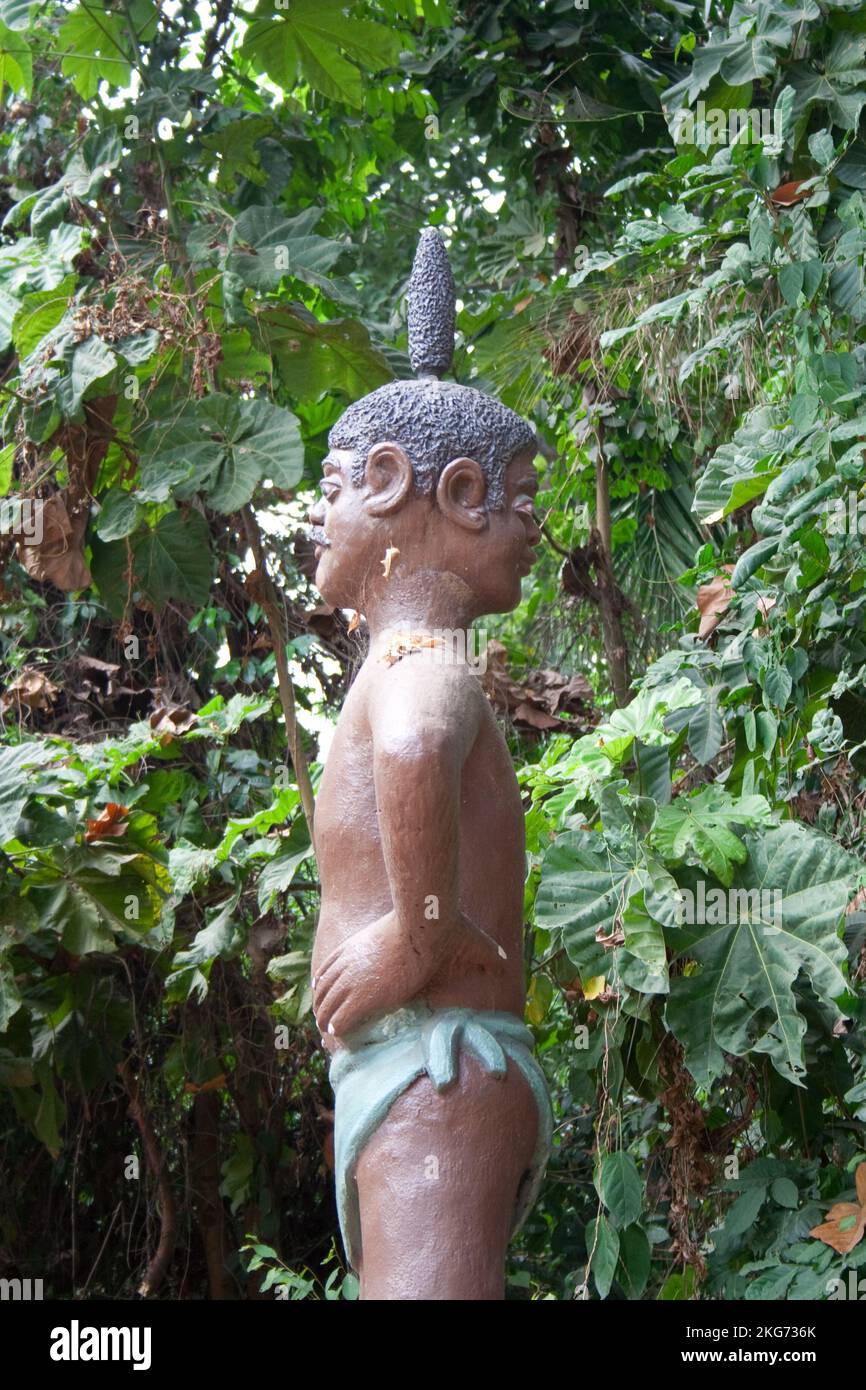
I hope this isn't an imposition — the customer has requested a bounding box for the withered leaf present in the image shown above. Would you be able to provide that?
[809,1162,866,1254]
[596,920,626,949]
[771,180,809,207]
[85,802,130,842]
[183,1074,227,1094]
[1,668,60,711]
[77,655,120,675]
[149,705,197,735]
[697,566,734,640]
[17,496,91,591]
[512,700,561,730]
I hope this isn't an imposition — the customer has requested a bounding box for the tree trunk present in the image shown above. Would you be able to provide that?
[117,1059,178,1298]
[191,1090,235,1299]
[594,432,631,707]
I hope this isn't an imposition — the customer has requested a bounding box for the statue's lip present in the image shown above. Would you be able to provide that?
[518,547,537,575]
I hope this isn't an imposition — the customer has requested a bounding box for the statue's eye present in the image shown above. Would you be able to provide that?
[321,479,341,502]
[513,494,535,514]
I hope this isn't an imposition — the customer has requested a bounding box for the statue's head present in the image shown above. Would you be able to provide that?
[308,229,540,618]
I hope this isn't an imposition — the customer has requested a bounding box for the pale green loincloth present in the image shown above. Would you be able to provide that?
[329,1002,553,1274]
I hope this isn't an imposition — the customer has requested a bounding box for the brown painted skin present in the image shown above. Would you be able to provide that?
[308,440,541,1300]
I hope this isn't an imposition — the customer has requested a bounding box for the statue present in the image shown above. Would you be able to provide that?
[308,228,552,1301]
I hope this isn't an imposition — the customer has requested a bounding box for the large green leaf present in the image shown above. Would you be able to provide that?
[11,275,77,361]
[227,205,350,301]
[213,786,299,865]
[130,510,214,607]
[694,442,781,523]
[535,829,651,981]
[0,960,22,1031]
[651,788,774,886]
[0,284,16,352]
[93,508,215,614]
[257,841,315,911]
[260,306,393,399]
[166,892,241,1001]
[665,823,859,1086]
[55,335,118,419]
[136,394,303,510]
[663,3,798,106]
[587,1213,620,1299]
[192,692,274,739]
[32,1061,65,1156]
[241,0,407,110]
[0,742,64,846]
[593,678,702,763]
[25,848,168,950]
[0,17,31,100]
[206,397,304,507]
[199,115,273,193]
[594,1151,644,1228]
[616,1224,652,1299]
[56,2,135,99]
[621,902,670,994]
[830,227,866,322]
[94,486,142,541]
[13,128,121,234]
[790,32,866,130]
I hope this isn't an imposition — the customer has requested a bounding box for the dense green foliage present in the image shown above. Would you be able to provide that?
[0,0,864,1300]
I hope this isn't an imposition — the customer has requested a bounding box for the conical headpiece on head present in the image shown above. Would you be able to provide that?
[327,228,536,509]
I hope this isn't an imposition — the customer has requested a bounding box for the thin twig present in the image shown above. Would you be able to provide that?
[241,506,316,845]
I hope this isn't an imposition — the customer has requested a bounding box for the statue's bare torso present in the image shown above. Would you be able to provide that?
[313,650,527,1041]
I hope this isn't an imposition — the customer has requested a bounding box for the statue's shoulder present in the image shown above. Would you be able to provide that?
[364,647,484,754]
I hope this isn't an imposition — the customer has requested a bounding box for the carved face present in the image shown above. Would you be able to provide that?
[307,444,540,617]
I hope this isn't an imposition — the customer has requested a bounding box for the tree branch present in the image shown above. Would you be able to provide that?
[241,506,316,845]
[117,1058,178,1298]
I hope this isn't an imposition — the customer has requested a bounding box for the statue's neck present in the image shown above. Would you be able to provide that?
[363,570,479,640]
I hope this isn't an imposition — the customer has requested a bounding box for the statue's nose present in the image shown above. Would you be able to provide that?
[308,498,325,526]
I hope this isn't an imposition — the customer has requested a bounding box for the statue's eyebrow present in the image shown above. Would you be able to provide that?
[513,474,539,493]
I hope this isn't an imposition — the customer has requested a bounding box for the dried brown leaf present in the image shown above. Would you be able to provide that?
[85,802,130,842]
[697,566,734,640]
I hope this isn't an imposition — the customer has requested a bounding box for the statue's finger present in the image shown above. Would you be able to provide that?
[327,995,360,1037]
[314,963,350,1016]
[314,941,346,979]
[317,980,352,1034]
[314,953,345,1000]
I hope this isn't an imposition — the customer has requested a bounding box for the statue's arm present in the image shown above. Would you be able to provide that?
[369,657,478,956]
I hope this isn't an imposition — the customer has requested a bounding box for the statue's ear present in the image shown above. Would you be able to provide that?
[363,442,415,517]
[436,457,488,532]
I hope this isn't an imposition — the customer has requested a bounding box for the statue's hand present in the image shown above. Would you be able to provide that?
[312,910,506,1038]
[313,910,434,1037]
